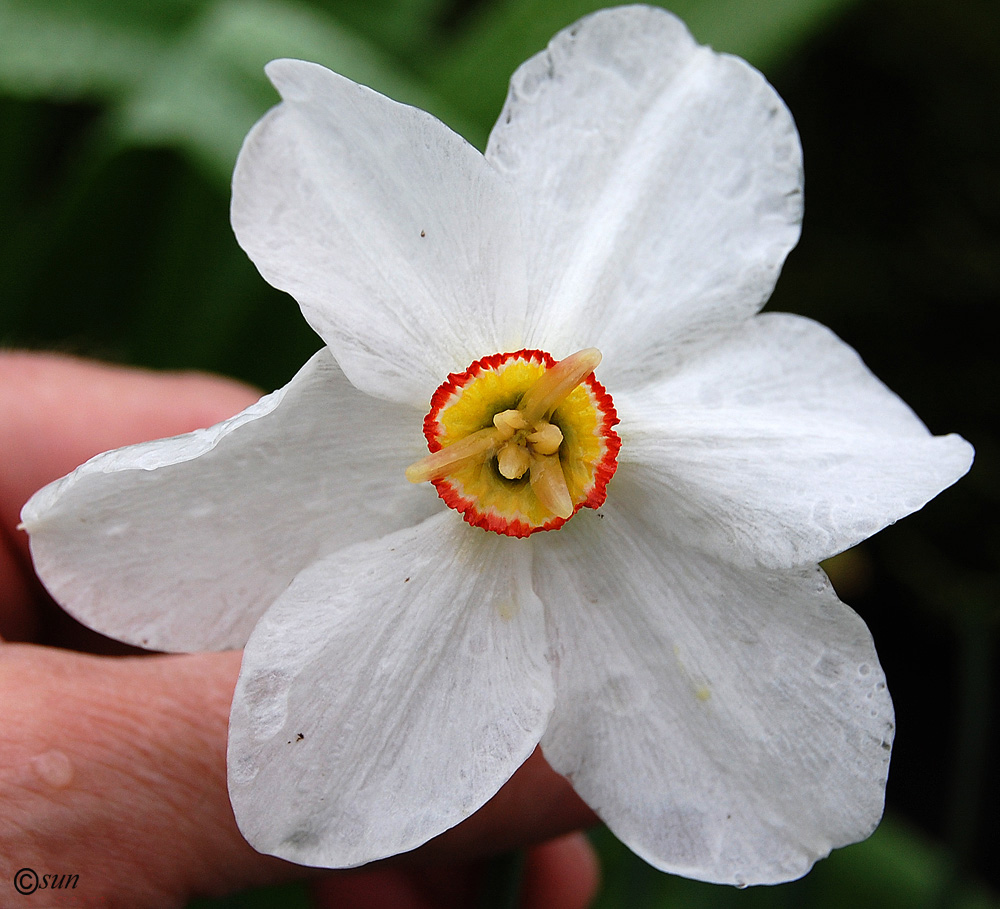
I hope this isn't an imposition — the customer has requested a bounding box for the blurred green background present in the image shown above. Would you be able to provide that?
[1,0,996,906]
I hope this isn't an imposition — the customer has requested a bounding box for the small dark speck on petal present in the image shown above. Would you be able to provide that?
[296,732,305,741]
[420,230,426,237]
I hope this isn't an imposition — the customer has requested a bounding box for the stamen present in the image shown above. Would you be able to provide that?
[529,453,574,519]
[519,348,602,425]
[493,409,528,438]
[405,427,499,484]
[526,423,563,455]
[497,442,531,480]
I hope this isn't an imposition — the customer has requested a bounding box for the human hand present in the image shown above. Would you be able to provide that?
[0,352,599,908]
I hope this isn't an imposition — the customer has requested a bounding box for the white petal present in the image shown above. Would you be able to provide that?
[534,506,894,885]
[22,350,439,651]
[232,59,528,407]
[614,312,974,569]
[486,6,803,386]
[228,511,553,867]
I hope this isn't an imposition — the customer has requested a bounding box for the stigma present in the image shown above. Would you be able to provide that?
[406,348,620,537]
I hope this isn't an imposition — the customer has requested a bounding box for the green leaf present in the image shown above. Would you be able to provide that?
[589,813,1000,909]
[309,0,448,60]
[0,0,468,185]
[0,0,171,100]
[113,0,472,183]
[670,0,865,69]
[424,0,865,149]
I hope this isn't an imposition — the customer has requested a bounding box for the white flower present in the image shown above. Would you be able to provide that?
[21,5,972,886]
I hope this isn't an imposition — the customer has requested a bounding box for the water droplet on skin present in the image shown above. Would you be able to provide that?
[32,750,74,789]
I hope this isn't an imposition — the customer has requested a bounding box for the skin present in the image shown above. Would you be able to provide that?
[0,351,600,909]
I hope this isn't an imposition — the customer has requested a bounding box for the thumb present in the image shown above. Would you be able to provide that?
[0,644,598,907]
[0,644,298,907]
[1,351,261,644]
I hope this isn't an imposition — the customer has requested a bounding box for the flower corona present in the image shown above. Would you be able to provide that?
[406,348,620,537]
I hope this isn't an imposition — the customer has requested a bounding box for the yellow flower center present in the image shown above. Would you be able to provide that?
[406,348,620,537]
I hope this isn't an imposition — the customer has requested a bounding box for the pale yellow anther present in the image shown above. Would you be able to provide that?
[497,442,532,480]
[519,348,602,425]
[406,427,500,484]
[529,453,574,519]
[526,423,563,455]
[493,409,528,438]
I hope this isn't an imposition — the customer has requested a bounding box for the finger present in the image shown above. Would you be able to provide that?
[0,645,596,907]
[0,351,259,555]
[408,748,598,865]
[520,833,600,909]
[0,646,295,906]
[309,833,600,909]
[310,863,480,909]
[0,352,259,639]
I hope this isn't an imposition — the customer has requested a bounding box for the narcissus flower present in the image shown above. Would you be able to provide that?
[22,5,972,886]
